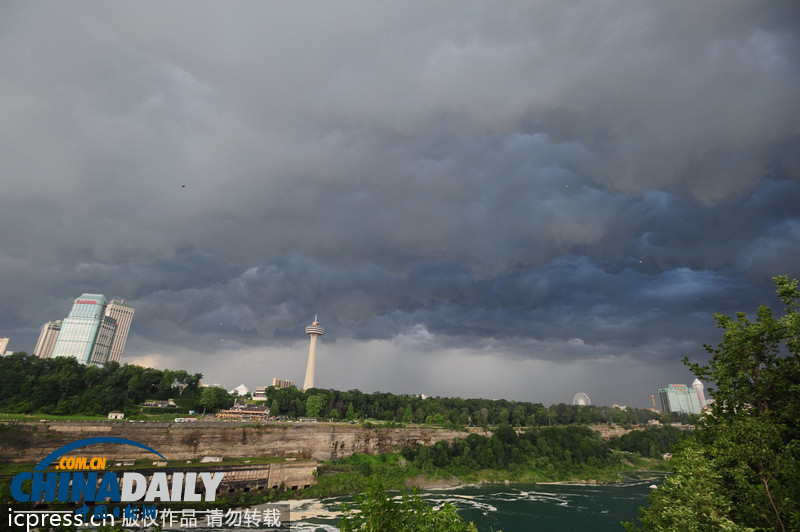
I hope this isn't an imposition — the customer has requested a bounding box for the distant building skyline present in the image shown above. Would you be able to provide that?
[272,378,294,389]
[49,293,135,365]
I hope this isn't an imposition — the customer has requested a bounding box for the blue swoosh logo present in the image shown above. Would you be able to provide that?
[34,437,172,471]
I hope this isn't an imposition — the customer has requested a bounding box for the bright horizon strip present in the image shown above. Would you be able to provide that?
[34,437,171,471]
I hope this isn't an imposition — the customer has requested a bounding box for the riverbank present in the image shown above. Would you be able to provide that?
[296,447,668,502]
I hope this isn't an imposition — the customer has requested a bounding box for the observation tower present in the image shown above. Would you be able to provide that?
[302,316,324,391]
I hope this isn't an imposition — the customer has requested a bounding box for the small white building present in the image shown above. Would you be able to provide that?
[108,411,125,420]
[230,383,250,396]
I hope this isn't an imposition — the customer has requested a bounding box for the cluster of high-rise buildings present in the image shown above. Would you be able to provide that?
[33,293,134,365]
[658,379,707,415]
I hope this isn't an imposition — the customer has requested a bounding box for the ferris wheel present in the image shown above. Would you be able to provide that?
[572,392,591,406]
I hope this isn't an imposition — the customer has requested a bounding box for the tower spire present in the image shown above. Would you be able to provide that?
[303,316,324,391]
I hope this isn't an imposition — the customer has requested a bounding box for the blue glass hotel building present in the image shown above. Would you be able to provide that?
[51,294,117,365]
[658,383,703,415]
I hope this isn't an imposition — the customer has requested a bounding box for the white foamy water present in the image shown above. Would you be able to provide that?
[295,477,666,532]
[174,475,666,531]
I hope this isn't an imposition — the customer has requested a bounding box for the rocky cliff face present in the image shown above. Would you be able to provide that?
[0,421,481,463]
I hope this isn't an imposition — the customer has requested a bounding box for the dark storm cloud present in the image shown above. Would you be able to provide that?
[1,1,799,405]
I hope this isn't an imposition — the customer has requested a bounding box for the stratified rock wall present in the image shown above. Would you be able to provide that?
[0,421,482,463]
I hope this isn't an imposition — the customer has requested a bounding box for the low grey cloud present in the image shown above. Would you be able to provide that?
[1,1,798,406]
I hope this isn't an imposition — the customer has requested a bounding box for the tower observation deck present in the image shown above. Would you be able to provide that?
[303,316,324,391]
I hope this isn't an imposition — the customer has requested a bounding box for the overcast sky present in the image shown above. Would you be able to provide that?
[2,1,799,408]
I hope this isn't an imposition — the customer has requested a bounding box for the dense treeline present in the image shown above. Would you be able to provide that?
[266,385,691,427]
[0,353,203,415]
[0,352,693,428]
[608,425,686,458]
[401,425,613,474]
[308,424,684,499]
[334,428,689,530]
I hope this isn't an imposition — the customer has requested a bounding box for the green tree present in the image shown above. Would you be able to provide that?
[627,438,750,532]
[306,394,326,418]
[338,477,478,532]
[629,276,800,531]
[494,424,518,446]
[198,386,233,413]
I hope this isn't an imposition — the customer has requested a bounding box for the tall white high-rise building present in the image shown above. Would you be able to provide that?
[105,299,135,363]
[34,320,62,359]
[51,294,114,365]
[691,378,707,409]
[302,316,324,391]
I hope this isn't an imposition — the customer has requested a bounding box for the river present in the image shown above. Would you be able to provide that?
[283,473,663,531]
